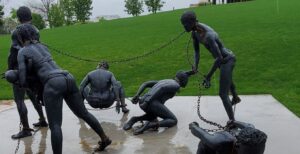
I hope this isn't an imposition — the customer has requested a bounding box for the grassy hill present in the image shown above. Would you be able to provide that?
[1,0,299,116]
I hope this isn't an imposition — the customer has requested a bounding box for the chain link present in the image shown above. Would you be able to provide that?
[43,31,186,64]
[14,122,22,154]
[42,44,99,63]
[13,123,41,154]
[110,31,186,64]
[186,35,193,66]
[196,75,226,132]
[185,35,226,132]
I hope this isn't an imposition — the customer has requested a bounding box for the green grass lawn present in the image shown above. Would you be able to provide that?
[1,0,299,116]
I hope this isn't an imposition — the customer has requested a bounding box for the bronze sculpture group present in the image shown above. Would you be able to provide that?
[4,7,267,154]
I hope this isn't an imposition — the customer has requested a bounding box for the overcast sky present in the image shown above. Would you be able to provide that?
[1,0,200,18]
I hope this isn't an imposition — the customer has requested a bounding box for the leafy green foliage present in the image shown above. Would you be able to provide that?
[145,0,165,14]
[60,0,75,25]
[125,0,144,16]
[0,5,4,27]
[32,13,46,30]
[72,0,92,23]
[48,4,64,28]
[10,8,17,19]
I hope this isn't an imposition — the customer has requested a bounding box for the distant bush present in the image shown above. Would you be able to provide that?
[227,0,254,3]
[198,2,212,6]
[98,17,106,22]
[32,13,46,30]
[0,18,18,34]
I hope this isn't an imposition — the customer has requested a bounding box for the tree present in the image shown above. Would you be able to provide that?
[73,0,93,23]
[2,17,18,34]
[40,0,55,16]
[32,13,46,30]
[28,0,55,20]
[145,0,164,14]
[0,5,4,27]
[48,4,64,28]
[124,0,144,16]
[0,5,6,34]
[60,0,75,25]
[10,8,17,19]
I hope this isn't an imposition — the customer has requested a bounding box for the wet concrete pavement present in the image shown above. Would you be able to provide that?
[0,95,299,154]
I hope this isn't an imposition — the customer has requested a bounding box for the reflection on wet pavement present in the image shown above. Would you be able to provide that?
[1,95,300,154]
[22,128,48,154]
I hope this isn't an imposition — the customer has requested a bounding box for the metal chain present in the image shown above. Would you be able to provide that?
[185,35,225,132]
[42,44,99,63]
[110,31,186,64]
[32,127,41,135]
[13,123,41,154]
[14,122,22,154]
[196,76,225,132]
[186,36,193,66]
[43,31,186,64]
